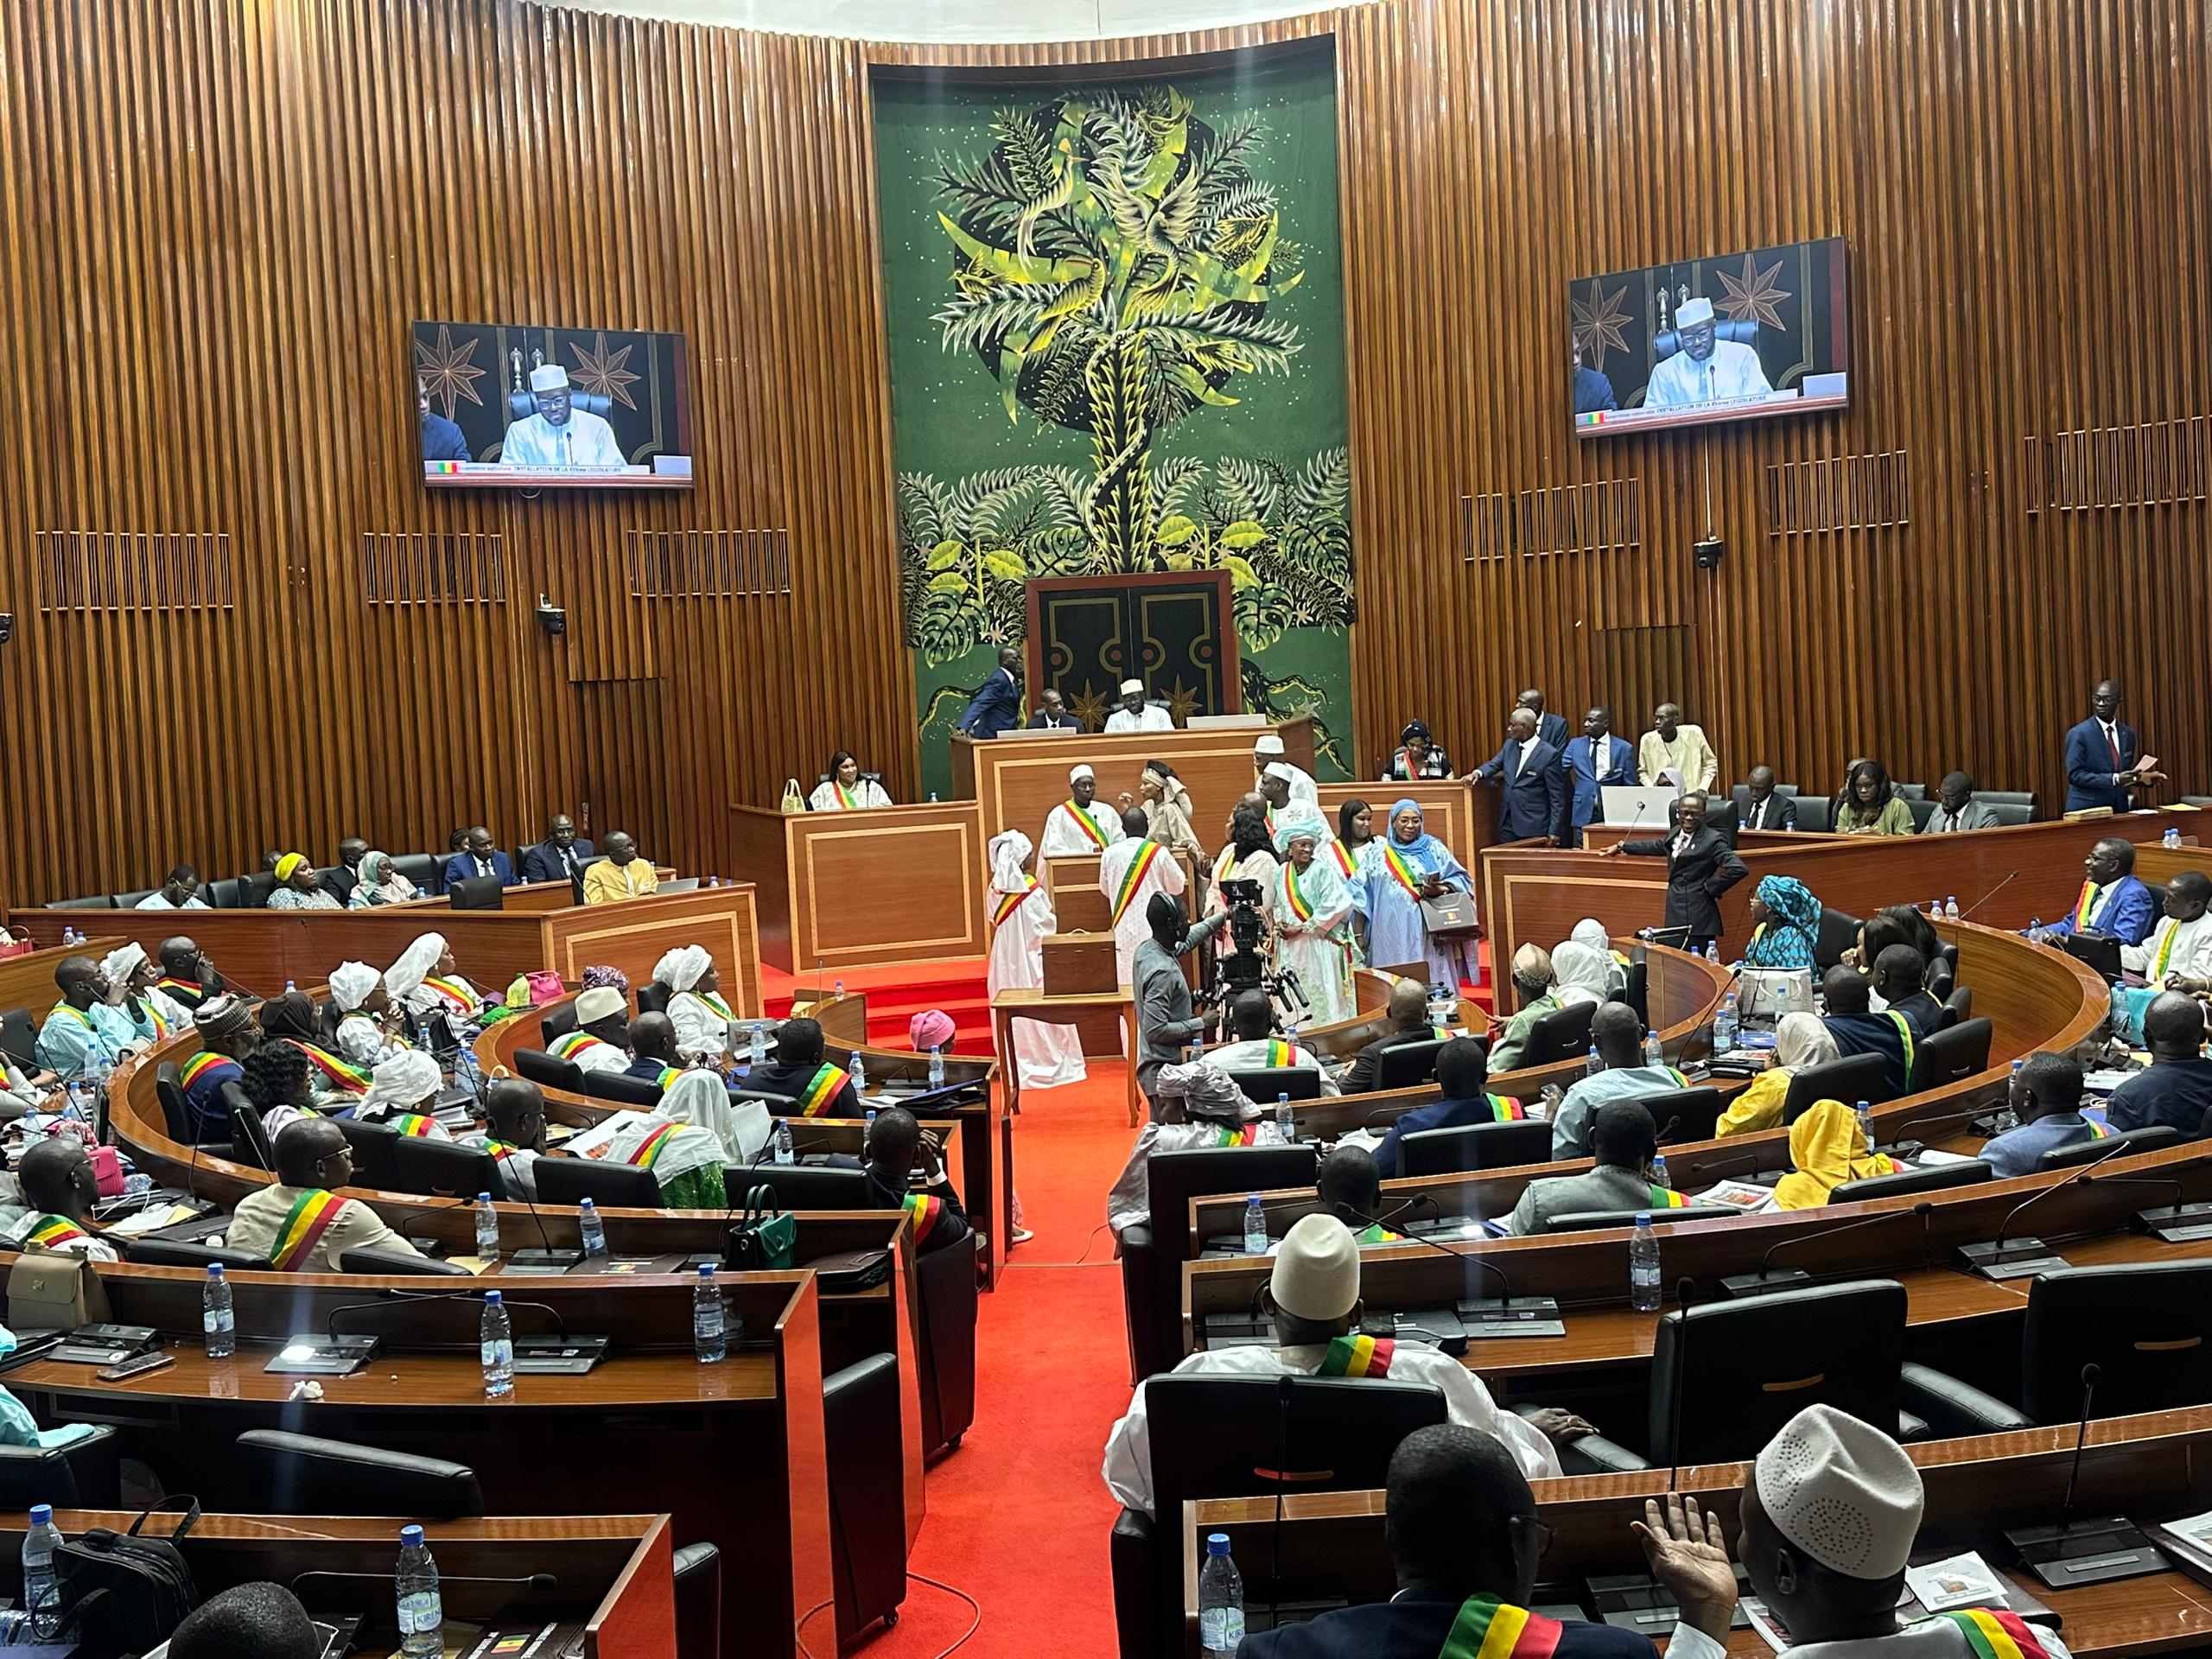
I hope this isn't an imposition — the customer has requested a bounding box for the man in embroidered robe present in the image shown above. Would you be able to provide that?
[1103,678,1173,734]
[228,1119,424,1272]
[1039,765,1128,857]
[179,995,261,1141]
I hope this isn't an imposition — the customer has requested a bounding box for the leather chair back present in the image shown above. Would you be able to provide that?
[1971,790,2037,814]
[112,889,156,910]
[1622,960,1649,1026]
[1984,801,2034,827]
[390,853,440,895]
[823,1355,907,1643]
[49,893,113,910]
[0,1425,120,1508]
[238,871,277,909]
[1792,795,1835,833]
[1376,1039,1451,1090]
[335,1117,404,1190]
[741,1166,874,1211]
[154,1060,196,1143]
[538,1001,581,1043]
[1548,1204,1738,1233]
[1401,1119,1550,1177]
[1520,1001,1596,1067]
[1649,1279,1906,1463]
[236,1429,485,1519]
[1128,1146,1316,1382]
[1653,317,1759,358]
[223,1083,272,1170]
[1814,907,1862,970]
[1904,799,1939,832]
[393,1135,503,1200]
[2022,1262,2212,1422]
[1943,985,1974,1022]
[671,1543,721,1659]
[1831,1159,1992,1204]
[2037,1123,2183,1171]
[1783,1052,1891,1123]
[635,982,672,1016]
[1223,1066,1320,1103]
[340,1247,474,1275]
[125,1237,270,1270]
[1894,782,1928,801]
[516,1047,585,1093]
[202,877,240,908]
[1926,960,1956,1006]
[1911,1016,1991,1092]
[0,1008,33,1070]
[1631,1085,1724,1144]
[912,1224,978,1454]
[584,1070,665,1109]
[537,1157,662,1209]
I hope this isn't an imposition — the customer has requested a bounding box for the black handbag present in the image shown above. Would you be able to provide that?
[725,1184,796,1271]
[51,1496,201,1659]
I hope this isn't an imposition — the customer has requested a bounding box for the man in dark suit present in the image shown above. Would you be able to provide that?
[1024,686,1080,731]
[2063,679,2164,813]
[1240,1422,1651,1659]
[442,824,519,890]
[1737,766,1797,832]
[1516,688,1571,753]
[1468,708,1565,845]
[521,813,598,885]
[321,838,368,903]
[1560,706,1637,847]
[1600,791,1748,951]
[955,646,1024,741]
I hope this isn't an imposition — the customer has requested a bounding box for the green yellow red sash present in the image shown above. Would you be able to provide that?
[1936,1608,2056,1659]
[2074,880,2101,930]
[270,1189,346,1269]
[2156,920,2183,977]
[1327,839,1358,879]
[627,1122,678,1168]
[1206,1123,1262,1147]
[25,1216,87,1250]
[137,999,174,1039]
[1484,1094,1526,1121]
[1318,1332,1393,1377]
[833,781,861,809]
[699,992,736,1022]
[1213,845,1239,885]
[156,977,203,1001]
[1438,1595,1565,1659]
[1380,842,1424,900]
[902,1192,944,1243]
[484,1138,521,1162]
[179,1051,233,1091]
[424,976,476,1013]
[1110,841,1164,926]
[1263,1040,1294,1067]
[2087,1120,2112,1139]
[991,879,1037,929]
[552,1031,618,1065]
[1356,1222,1402,1244]
[1885,1010,1918,1078]
[1648,1186,1688,1208]
[649,1065,683,1090]
[1283,861,1316,922]
[380,1114,437,1138]
[1058,800,1109,849]
[799,1064,849,1116]
[289,1039,371,1096]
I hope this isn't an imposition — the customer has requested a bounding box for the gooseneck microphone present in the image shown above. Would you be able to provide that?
[1961,871,2024,922]
[2061,1363,2101,1522]
[1719,1201,1936,1297]
[1342,1206,1563,1336]
[1666,1277,1695,1491]
[1955,1136,2132,1278]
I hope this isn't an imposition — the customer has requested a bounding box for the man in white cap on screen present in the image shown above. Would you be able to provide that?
[1039,764,1128,857]
[499,364,626,469]
[1637,1401,2075,1659]
[1104,678,1173,734]
[1645,295,1774,409]
[1254,732,1319,807]
[1102,1213,1589,1518]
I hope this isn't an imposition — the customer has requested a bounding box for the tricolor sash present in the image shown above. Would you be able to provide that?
[1206,1123,1262,1147]
[2155,920,2182,978]
[626,1122,678,1168]
[1437,1596,1566,1659]
[1647,1186,1688,1208]
[423,976,477,1014]
[902,1192,944,1243]
[179,1051,233,1091]
[1356,1222,1403,1244]
[48,1003,92,1029]
[484,1138,522,1162]
[2074,880,2101,930]
[289,1039,371,1096]
[1483,1093,1526,1122]
[1214,845,1240,885]
[136,998,174,1039]
[1283,861,1317,923]
[1058,801,1109,850]
[270,1189,346,1269]
[650,1065,683,1090]
[1885,1010,1918,1079]
[381,1114,438,1138]
[156,977,203,1001]
[1318,1332,1393,1377]
[1110,841,1164,926]
[833,781,861,810]
[1380,843,1424,901]
[699,991,736,1024]
[991,879,1038,929]
[551,1031,618,1065]
[1327,839,1359,880]
[24,1215,88,1250]
[1265,1040,1294,1068]
[799,1064,850,1116]
[1936,1608,2056,1659]
[2087,1119,2112,1139]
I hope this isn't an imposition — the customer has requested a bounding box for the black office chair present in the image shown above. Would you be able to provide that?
[1791,795,1835,833]
[1903,1261,2212,1436]
[1926,959,1955,1006]
[912,1228,977,1455]
[339,1246,475,1275]
[238,871,277,909]
[1631,1085,1724,1144]
[1111,1376,1448,1659]
[154,1059,229,1148]
[1621,959,1649,1026]
[1830,1159,1992,1204]
[223,1083,272,1170]
[1546,1204,1738,1232]
[1222,1067,1321,1104]
[536,1157,664,1209]
[1971,790,2037,820]
[203,877,241,909]
[636,982,672,1016]
[112,888,156,910]
[1814,907,1863,970]
[583,1070,666,1109]
[1400,1119,1550,1177]
[2063,933,2124,983]
[124,1237,270,1270]
[739,1166,874,1211]
[1903,799,1938,832]
[1910,1016,1991,1092]
[515,1047,585,1094]
[335,1117,404,1190]
[236,1429,485,1519]
[393,1135,502,1199]
[2035,1123,2183,1171]
[538,1001,581,1043]
[48,893,112,910]
[730,1087,801,1111]
[1375,1038,1452,1090]
[448,874,505,911]
[823,1354,907,1643]
[0,1008,36,1071]
[671,1542,721,1659]
[1942,985,1973,1024]
[390,854,441,896]
[1782,1052,1891,1123]
[1517,1001,1595,1067]
[0,1425,122,1508]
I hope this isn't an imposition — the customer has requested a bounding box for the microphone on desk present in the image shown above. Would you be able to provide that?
[1665,1278,1694,1494]
[2001,1360,2171,1589]
[1343,1206,1566,1337]
[1955,1136,2133,1278]
[1884,1096,2011,1153]
[2061,1363,2101,1523]
[1719,1202,1935,1298]
[289,1567,558,1594]
[326,1290,569,1344]
[1961,871,2023,922]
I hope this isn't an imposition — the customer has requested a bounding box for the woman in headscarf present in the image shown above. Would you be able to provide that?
[256,989,372,1102]
[1835,760,1915,836]
[346,850,420,909]
[1348,800,1473,990]
[1570,918,1630,994]
[1486,944,1562,1071]
[1550,939,1613,1008]
[385,933,483,1029]
[909,1010,957,1055]
[265,853,340,910]
[1715,1012,1840,1138]
[986,830,1087,1090]
[1382,721,1454,781]
[1332,798,1378,884]
[655,946,737,1064]
[808,751,893,811]
[1107,1058,1285,1231]
[353,1048,452,1141]
[660,1067,764,1164]
[1742,875,1823,971]
[1269,805,1357,1026]
[240,1039,319,1141]
[328,961,406,1067]
[572,1093,732,1209]
[97,944,188,1048]
[1123,760,1206,869]
[1773,1098,1896,1209]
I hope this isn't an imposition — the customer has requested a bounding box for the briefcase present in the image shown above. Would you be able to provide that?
[1042,932,1118,996]
[1419,887,1482,939]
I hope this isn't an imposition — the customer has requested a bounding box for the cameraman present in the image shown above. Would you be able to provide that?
[1135,892,1230,1121]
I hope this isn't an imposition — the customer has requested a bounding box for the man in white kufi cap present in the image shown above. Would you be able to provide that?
[1102,1214,1588,1518]
[1646,294,1774,410]
[1252,731,1319,807]
[1104,677,1173,734]
[1637,1402,2074,1659]
[1039,763,1128,857]
[499,362,626,469]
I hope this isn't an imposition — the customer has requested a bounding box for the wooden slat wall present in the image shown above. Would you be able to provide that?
[0,0,2204,909]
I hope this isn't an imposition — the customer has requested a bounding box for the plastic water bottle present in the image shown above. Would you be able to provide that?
[1629,1214,1663,1313]
[1945,895,1961,921]
[22,1506,61,1637]
[396,1524,443,1656]
[1855,1100,1876,1153]
[928,1046,946,1088]
[1536,1084,1562,1122]
[480,1290,513,1398]
[1275,1092,1295,1141]
[1650,1154,1671,1192]
[1929,899,1942,917]
[834,979,846,998]
[749,1021,769,1065]
[864,1109,878,1131]
[577,1197,607,1259]
[284,979,296,995]
[203,1263,235,1358]
[849,1050,867,1093]
[1713,994,1738,1055]
[1704,941,1719,963]
[2166,826,2182,849]
[1644,1029,1664,1070]
[474,1192,500,1260]
[1243,1194,1267,1255]
[1198,1532,1245,1658]
[694,1264,728,1363]
[2029,916,2043,938]
[2003,1058,2025,1131]
[1192,1036,1205,1061]
[1586,1044,1601,1078]
[772,1118,795,1166]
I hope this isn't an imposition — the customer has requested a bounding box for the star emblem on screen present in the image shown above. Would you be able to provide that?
[1716,251,1791,330]
[568,333,643,410]
[414,325,486,419]
[1572,279,1632,372]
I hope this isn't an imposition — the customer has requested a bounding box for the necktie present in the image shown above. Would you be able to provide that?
[2104,724,2122,766]
[1674,832,1691,858]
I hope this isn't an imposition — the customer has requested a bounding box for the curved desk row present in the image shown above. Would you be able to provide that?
[0,936,127,1021]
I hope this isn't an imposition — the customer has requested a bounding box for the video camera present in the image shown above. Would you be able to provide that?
[1201,876,1307,1039]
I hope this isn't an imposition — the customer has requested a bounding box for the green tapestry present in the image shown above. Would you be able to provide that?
[873,46,1355,799]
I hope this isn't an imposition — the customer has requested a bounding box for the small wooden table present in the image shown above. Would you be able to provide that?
[991,985,1143,1124]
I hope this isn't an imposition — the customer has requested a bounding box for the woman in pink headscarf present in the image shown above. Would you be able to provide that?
[909,1009,957,1054]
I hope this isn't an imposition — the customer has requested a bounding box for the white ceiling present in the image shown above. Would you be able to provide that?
[543,0,1324,44]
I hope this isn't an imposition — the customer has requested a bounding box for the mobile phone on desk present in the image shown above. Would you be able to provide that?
[97,1351,174,1382]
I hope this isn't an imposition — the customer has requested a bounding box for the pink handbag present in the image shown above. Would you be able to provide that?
[87,1145,124,1198]
[524,971,566,1007]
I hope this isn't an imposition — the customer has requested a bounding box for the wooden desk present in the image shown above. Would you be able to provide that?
[0,1509,679,1658]
[994,985,1141,1124]
[0,936,125,1020]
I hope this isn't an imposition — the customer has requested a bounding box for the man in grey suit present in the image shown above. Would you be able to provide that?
[1922,771,2001,834]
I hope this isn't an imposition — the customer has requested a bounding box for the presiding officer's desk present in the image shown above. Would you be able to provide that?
[0,1508,682,1658]
[1185,1406,2212,1659]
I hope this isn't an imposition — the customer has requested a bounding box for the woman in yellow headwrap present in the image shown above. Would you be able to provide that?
[265,853,340,911]
[1772,1098,1897,1209]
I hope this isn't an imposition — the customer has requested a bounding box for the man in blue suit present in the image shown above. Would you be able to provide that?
[443,825,519,890]
[1468,708,1565,844]
[1516,688,1571,753]
[955,646,1024,741]
[1560,705,1637,847]
[2063,679,2164,813]
[520,814,597,886]
[2032,836,2157,948]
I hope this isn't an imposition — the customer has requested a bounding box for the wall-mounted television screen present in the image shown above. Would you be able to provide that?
[413,321,693,488]
[1569,237,1848,439]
